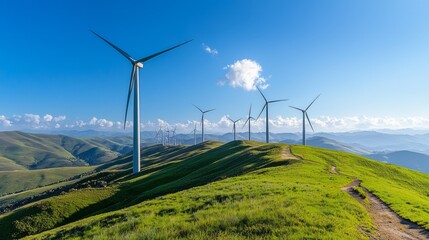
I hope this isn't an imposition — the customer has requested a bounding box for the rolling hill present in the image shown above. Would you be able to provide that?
[281,136,372,155]
[0,131,131,170]
[366,150,429,173]
[0,141,427,239]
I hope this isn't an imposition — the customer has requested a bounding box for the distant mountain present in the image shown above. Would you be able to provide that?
[315,131,429,153]
[281,136,372,155]
[0,131,131,170]
[366,150,429,174]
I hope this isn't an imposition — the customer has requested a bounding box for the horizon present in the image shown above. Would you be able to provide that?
[2,1,429,133]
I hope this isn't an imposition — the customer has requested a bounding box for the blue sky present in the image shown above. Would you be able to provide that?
[1,0,429,133]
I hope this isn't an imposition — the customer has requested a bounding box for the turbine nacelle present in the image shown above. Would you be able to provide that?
[136,62,143,68]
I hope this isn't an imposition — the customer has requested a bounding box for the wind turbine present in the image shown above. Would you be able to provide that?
[166,127,170,146]
[190,123,198,145]
[155,127,163,144]
[290,94,320,146]
[91,31,191,174]
[172,127,177,146]
[243,104,255,141]
[227,117,241,141]
[256,86,288,143]
[193,105,215,143]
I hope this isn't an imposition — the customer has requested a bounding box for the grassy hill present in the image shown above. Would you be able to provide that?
[0,166,95,195]
[0,141,428,239]
[0,131,128,170]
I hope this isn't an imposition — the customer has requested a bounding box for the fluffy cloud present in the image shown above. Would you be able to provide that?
[3,113,429,133]
[43,114,53,122]
[88,117,116,128]
[54,115,66,122]
[0,115,12,127]
[23,114,41,124]
[202,43,218,55]
[224,59,269,91]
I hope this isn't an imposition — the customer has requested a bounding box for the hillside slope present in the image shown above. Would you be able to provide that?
[0,141,428,239]
[0,131,126,170]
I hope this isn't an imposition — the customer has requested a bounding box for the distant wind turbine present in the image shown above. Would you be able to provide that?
[172,127,177,146]
[227,117,241,141]
[91,31,191,174]
[155,126,163,144]
[256,86,288,143]
[243,104,255,141]
[190,123,198,145]
[290,94,320,145]
[193,105,215,143]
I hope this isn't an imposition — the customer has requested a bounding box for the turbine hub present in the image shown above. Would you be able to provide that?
[136,62,143,68]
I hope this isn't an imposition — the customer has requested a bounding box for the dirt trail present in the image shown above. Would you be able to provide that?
[281,146,300,160]
[339,173,429,240]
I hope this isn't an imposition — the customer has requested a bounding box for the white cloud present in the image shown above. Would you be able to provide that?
[224,59,269,91]
[89,117,97,125]
[0,115,12,127]
[4,112,429,133]
[202,43,218,55]
[54,115,66,122]
[23,114,41,124]
[75,120,86,128]
[43,114,53,122]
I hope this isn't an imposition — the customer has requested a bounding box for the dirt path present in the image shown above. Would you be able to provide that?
[281,145,300,160]
[341,177,429,240]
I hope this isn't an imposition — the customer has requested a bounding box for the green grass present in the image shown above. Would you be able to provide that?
[0,131,123,170]
[292,145,429,229]
[0,166,95,195]
[1,141,428,239]
[352,186,369,204]
[22,141,374,240]
[1,188,116,239]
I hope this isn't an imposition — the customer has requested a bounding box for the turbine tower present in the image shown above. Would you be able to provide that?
[155,127,163,144]
[92,31,191,174]
[256,86,288,143]
[193,105,215,143]
[290,94,320,145]
[172,127,177,146]
[243,104,255,141]
[227,117,241,141]
[191,123,198,145]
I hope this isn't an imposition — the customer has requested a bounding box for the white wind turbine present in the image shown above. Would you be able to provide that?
[92,31,191,174]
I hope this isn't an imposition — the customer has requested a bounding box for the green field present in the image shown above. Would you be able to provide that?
[0,166,95,195]
[0,131,127,170]
[0,141,427,239]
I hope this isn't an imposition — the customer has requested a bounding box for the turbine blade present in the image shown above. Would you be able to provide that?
[193,104,203,113]
[256,104,266,120]
[289,106,304,112]
[268,99,288,103]
[137,40,193,63]
[256,86,267,103]
[243,118,249,128]
[91,30,134,63]
[124,66,136,129]
[306,112,314,132]
[204,108,215,113]
[227,116,233,122]
[235,119,241,123]
[305,94,321,111]
[249,104,252,116]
